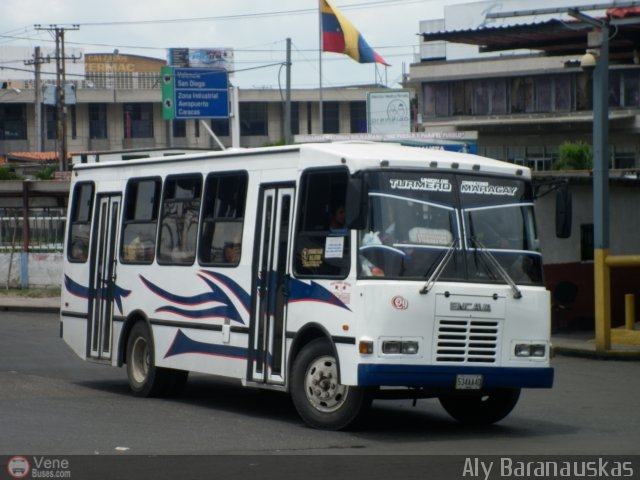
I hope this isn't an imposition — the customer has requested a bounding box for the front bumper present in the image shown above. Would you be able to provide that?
[358,364,554,389]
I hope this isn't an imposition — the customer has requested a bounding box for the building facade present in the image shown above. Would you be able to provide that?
[408,1,640,171]
[0,52,380,158]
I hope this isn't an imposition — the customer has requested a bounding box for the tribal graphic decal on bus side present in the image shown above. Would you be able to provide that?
[64,274,131,314]
[287,278,351,311]
[164,329,249,360]
[140,270,250,325]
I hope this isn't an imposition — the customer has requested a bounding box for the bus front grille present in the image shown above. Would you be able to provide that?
[434,319,499,363]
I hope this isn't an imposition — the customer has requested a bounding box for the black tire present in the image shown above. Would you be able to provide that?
[126,321,188,398]
[439,388,521,425]
[290,338,371,430]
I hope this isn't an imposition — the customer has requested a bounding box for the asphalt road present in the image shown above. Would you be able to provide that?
[1,311,639,459]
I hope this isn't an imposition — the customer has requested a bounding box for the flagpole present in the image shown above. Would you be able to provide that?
[318,1,324,134]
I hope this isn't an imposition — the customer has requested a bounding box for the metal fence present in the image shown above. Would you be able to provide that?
[0,208,66,253]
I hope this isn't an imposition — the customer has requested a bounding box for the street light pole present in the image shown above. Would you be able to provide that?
[569,9,611,351]
[591,25,611,352]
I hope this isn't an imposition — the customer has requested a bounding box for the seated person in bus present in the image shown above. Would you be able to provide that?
[329,204,347,234]
[222,239,241,264]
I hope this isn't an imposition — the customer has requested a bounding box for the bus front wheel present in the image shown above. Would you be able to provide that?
[439,388,520,425]
[126,321,188,397]
[290,339,371,430]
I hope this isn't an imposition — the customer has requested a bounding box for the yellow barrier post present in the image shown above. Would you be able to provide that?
[626,294,636,331]
[594,248,611,351]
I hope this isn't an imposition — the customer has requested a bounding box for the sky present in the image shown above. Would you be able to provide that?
[0,0,479,90]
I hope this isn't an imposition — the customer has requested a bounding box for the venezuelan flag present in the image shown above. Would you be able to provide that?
[320,0,390,66]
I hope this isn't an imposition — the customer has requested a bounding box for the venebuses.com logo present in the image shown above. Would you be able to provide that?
[6,456,71,479]
[7,456,30,479]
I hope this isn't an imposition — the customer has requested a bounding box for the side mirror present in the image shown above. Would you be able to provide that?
[555,183,572,238]
[345,177,367,230]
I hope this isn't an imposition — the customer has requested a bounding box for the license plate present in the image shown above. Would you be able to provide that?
[455,374,483,390]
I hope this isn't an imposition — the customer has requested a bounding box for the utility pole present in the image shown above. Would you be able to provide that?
[284,38,292,145]
[24,46,50,152]
[35,24,80,171]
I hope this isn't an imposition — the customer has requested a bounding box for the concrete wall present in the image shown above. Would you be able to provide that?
[0,252,62,288]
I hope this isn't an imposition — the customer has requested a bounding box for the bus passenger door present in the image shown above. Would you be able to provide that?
[251,185,295,385]
[88,194,121,361]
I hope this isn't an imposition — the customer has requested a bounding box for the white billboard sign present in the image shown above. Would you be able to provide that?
[367,90,411,134]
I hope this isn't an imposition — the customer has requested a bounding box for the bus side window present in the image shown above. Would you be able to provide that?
[157,175,202,265]
[121,178,161,264]
[198,172,248,267]
[67,182,94,263]
[294,168,350,278]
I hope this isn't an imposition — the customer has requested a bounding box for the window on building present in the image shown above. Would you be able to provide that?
[173,119,186,138]
[158,175,202,265]
[535,76,553,112]
[555,75,571,112]
[511,77,535,113]
[294,168,350,278]
[198,172,248,266]
[211,118,229,137]
[350,102,367,133]
[67,182,94,262]
[70,105,77,140]
[89,103,108,139]
[580,223,594,262]
[575,73,592,111]
[424,83,450,117]
[45,106,56,140]
[609,71,622,108]
[0,104,27,140]
[623,70,640,107]
[240,102,268,136]
[322,102,340,133]
[474,80,490,114]
[452,81,473,115]
[290,102,300,135]
[490,78,507,114]
[123,103,154,139]
[121,178,161,264]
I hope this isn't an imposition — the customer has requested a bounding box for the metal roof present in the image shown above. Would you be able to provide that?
[421,8,640,63]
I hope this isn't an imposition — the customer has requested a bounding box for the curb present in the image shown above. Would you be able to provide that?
[552,345,640,361]
[1,304,60,314]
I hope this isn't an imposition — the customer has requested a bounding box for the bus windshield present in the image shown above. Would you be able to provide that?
[358,171,543,286]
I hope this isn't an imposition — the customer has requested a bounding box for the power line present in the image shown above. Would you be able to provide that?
[74,0,428,27]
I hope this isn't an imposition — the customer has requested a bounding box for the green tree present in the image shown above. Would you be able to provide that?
[34,165,57,180]
[552,142,593,170]
[0,166,21,180]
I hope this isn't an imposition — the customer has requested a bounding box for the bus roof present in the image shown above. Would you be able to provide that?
[71,142,530,179]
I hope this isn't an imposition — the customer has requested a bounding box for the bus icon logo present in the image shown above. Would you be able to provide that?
[7,456,30,479]
[391,295,409,310]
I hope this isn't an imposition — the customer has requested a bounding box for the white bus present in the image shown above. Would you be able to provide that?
[60,142,557,430]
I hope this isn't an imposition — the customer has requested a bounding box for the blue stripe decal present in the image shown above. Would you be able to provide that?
[288,278,351,311]
[358,364,554,388]
[140,272,248,325]
[64,274,131,314]
[199,270,251,313]
[165,329,248,360]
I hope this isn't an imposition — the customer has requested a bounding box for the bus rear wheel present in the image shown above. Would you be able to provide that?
[439,388,520,425]
[290,339,371,430]
[126,321,188,397]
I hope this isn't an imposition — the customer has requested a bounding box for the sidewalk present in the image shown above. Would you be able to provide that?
[2,294,639,360]
[0,294,61,314]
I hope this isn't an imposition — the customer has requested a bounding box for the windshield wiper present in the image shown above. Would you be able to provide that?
[419,238,458,295]
[471,237,522,299]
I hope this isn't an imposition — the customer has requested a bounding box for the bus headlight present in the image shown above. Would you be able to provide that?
[515,343,546,358]
[382,340,419,355]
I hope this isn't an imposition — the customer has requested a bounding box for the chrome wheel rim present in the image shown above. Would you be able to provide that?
[304,355,348,413]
